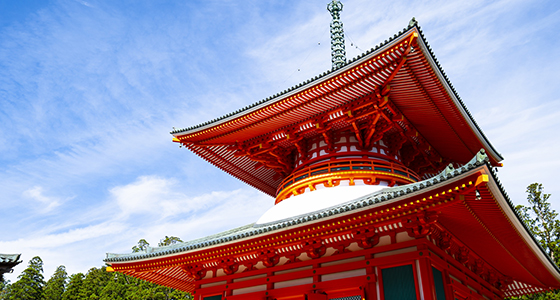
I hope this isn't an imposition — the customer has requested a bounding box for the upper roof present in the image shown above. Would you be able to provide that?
[171,20,503,197]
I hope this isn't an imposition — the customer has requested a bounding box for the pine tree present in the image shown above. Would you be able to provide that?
[61,273,84,300]
[158,236,183,247]
[78,267,112,299]
[132,239,150,253]
[99,272,128,300]
[516,183,560,266]
[44,265,68,300]
[513,183,560,300]
[5,256,45,300]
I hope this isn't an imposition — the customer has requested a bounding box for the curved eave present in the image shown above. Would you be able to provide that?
[486,167,560,285]
[436,166,560,289]
[105,160,560,294]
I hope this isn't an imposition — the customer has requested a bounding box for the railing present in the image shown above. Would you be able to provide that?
[276,158,420,197]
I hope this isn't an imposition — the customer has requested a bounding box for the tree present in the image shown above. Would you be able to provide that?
[132,239,150,253]
[99,272,127,300]
[5,256,45,300]
[78,267,112,299]
[513,183,560,300]
[61,273,84,300]
[516,183,560,265]
[158,236,183,247]
[44,265,67,300]
[0,280,11,300]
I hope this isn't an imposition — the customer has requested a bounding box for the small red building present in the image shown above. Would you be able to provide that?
[105,14,560,300]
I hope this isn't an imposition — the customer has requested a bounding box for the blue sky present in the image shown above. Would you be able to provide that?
[1,0,559,280]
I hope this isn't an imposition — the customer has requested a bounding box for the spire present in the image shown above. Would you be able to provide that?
[327,0,346,69]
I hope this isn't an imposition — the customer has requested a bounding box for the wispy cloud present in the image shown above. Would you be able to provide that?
[22,186,63,213]
[0,222,126,250]
[110,175,267,220]
[74,0,94,8]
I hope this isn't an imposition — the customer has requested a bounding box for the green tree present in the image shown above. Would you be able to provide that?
[44,265,67,300]
[99,272,127,300]
[158,236,183,247]
[513,183,560,300]
[132,239,150,253]
[516,183,560,266]
[0,280,11,300]
[5,256,45,300]
[78,267,112,300]
[61,273,84,300]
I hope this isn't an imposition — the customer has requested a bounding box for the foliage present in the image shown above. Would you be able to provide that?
[61,273,84,300]
[98,272,128,300]
[4,256,45,300]
[0,280,11,300]
[132,239,150,253]
[2,237,193,300]
[44,265,67,300]
[158,236,183,247]
[512,183,560,300]
[516,183,560,264]
[55,265,192,299]
[79,266,113,299]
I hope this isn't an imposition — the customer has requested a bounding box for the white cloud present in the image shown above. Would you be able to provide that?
[0,221,127,278]
[0,222,126,251]
[110,175,255,218]
[2,180,272,280]
[22,186,62,213]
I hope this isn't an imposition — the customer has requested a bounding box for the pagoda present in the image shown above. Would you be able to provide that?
[105,2,560,299]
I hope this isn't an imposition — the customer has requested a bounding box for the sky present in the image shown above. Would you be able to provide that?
[1,0,559,282]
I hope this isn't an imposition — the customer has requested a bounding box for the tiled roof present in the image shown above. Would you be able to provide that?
[0,254,21,265]
[105,149,490,263]
[169,19,501,161]
[0,253,22,279]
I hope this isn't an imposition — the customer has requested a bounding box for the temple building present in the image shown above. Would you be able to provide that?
[0,254,21,282]
[105,2,560,299]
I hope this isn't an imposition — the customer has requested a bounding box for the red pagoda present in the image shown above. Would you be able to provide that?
[105,3,560,299]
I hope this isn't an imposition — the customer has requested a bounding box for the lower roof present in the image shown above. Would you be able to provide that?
[105,150,559,294]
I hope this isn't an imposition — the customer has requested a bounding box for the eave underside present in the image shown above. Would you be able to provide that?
[438,187,558,288]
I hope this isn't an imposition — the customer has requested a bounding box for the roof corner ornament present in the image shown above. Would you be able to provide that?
[408,17,418,28]
[327,0,346,69]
